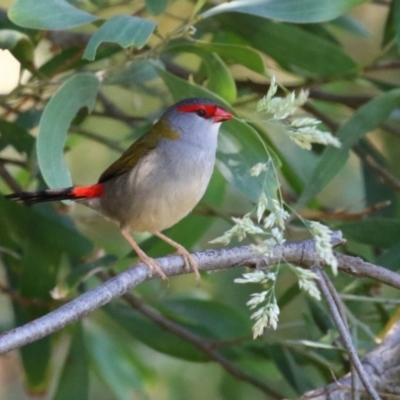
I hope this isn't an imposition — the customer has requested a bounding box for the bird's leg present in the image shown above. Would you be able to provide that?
[121,229,168,280]
[153,231,201,281]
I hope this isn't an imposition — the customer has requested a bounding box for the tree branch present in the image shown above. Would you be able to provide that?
[313,267,381,400]
[0,232,346,354]
[300,315,400,399]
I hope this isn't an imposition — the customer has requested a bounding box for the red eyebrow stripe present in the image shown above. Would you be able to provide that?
[178,104,217,117]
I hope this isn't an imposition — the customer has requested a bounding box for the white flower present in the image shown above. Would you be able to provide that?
[234,271,276,284]
[287,121,341,150]
[257,76,278,112]
[271,227,285,245]
[256,192,269,223]
[263,199,290,230]
[250,238,277,256]
[246,291,269,308]
[257,76,309,120]
[251,300,280,338]
[309,221,338,275]
[210,213,264,245]
[294,267,321,300]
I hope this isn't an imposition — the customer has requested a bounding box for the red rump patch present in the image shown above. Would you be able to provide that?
[72,184,104,198]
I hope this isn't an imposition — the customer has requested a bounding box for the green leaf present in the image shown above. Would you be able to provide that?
[10,243,59,392]
[146,0,168,15]
[54,323,89,400]
[104,60,159,86]
[20,337,52,393]
[218,15,357,78]
[394,0,400,53]
[164,39,266,77]
[376,243,400,271]
[0,197,93,257]
[0,29,34,70]
[298,89,400,206]
[156,63,231,105]
[338,219,400,248]
[330,15,371,38]
[86,324,145,398]
[161,298,251,339]
[200,42,266,75]
[218,120,279,203]
[203,52,237,103]
[37,73,100,189]
[104,304,209,361]
[0,118,34,155]
[56,255,118,296]
[268,344,313,393]
[164,41,237,101]
[83,15,157,61]
[8,0,98,30]
[203,0,367,23]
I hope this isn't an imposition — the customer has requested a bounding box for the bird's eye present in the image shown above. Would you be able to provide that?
[196,109,206,117]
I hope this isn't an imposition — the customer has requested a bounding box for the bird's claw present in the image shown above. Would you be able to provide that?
[175,246,201,281]
[139,254,168,281]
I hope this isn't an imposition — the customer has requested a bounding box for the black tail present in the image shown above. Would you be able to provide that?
[4,184,104,205]
[4,187,79,205]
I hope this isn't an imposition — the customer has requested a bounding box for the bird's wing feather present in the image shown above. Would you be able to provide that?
[98,119,178,183]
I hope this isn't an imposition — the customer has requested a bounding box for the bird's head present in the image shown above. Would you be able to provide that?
[161,98,233,144]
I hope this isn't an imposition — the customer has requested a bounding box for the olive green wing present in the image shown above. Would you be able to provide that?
[98,130,158,183]
[98,119,178,183]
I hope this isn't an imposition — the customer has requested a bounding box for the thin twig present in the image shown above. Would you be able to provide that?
[353,145,400,192]
[0,162,23,193]
[0,157,28,168]
[312,267,381,400]
[321,272,360,400]
[70,126,125,153]
[96,91,145,128]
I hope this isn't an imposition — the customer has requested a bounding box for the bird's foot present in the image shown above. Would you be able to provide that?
[138,253,168,281]
[153,231,201,281]
[120,229,168,280]
[174,245,201,281]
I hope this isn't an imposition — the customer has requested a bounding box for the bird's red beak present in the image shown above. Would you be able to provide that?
[213,107,233,123]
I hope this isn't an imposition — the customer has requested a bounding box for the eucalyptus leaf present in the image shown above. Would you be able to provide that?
[0,196,93,257]
[218,15,357,78]
[37,73,100,189]
[203,52,237,103]
[86,325,145,397]
[83,15,157,61]
[8,0,98,30]
[203,0,367,23]
[54,324,89,400]
[0,118,34,155]
[164,39,267,76]
[338,219,400,248]
[299,89,400,206]
[0,29,34,70]
[145,0,168,15]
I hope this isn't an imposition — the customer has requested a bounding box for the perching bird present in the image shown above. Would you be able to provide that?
[5,98,233,280]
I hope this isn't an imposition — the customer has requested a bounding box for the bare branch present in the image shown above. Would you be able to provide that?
[301,314,400,399]
[313,267,381,400]
[0,232,345,354]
